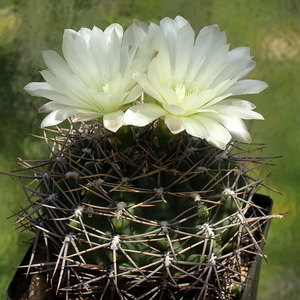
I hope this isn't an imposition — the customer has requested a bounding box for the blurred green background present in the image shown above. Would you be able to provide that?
[0,0,299,299]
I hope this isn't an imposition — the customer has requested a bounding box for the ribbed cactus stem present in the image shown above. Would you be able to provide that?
[8,122,280,300]
[153,119,180,157]
[114,125,136,154]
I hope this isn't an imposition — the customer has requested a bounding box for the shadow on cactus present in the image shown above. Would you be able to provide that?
[5,16,283,300]
[7,121,281,300]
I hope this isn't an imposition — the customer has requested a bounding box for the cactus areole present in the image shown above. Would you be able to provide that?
[7,16,280,300]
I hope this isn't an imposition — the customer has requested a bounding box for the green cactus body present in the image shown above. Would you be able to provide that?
[13,121,272,300]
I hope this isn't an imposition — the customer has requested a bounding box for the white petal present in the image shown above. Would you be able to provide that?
[163,104,186,115]
[212,59,253,87]
[196,115,232,145]
[164,115,184,134]
[92,91,117,112]
[105,24,123,75]
[105,23,123,41]
[103,110,124,132]
[42,50,73,75]
[162,87,179,105]
[180,116,209,139]
[39,101,66,113]
[179,94,201,112]
[207,113,251,143]
[132,19,148,39]
[24,82,51,96]
[25,82,71,103]
[227,47,251,64]
[149,37,173,87]
[132,72,148,89]
[187,25,224,81]
[72,112,103,122]
[226,120,251,143]
[40,70,94,109]
[123,84,143,104]
[205,136,227,150]
[219,99,256,109]
[226,79,268,95]
[192,89,217,108]
[89,26,110,78]
[128,49,158,77]
[200,92,231,108]
[41,107,77,127]
[159,18,185,66]
[62,29,78,58]
[180,113,233,149]
[133,72,165,103]
[174,22,194,81]
[211,104,264,120]
[193,44,229,91]
[239,60,256,79]
[174,16,189,27]
[124,103,166,126]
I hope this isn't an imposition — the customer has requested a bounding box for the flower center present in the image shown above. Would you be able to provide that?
[89,74,111,93]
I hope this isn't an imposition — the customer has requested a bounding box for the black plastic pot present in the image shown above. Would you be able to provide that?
[239,193,273,300]
[6,194,273,300]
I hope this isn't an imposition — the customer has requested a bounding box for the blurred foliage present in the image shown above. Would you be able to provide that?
[1,0,300,299]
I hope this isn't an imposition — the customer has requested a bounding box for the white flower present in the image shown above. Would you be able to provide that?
[24,21,155,132]
[124,16,267,149]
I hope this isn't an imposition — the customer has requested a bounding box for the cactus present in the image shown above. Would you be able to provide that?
[11,121,276,300]
[7,16,280,300]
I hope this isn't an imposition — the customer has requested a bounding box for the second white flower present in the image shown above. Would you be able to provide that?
[124,16,267,149]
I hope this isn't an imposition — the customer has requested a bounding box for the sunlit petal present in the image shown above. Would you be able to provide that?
[41,107,78,127]
[133,72,165,103]
[180,116,209,139]
[225,79,268,95]
[165,115,184,134]
[103,110,124,132]
[124,103,166,126]
[163,104,186,115]
[205,113,251,143]
[211,104,264,120]
[39,101,66,113]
